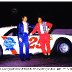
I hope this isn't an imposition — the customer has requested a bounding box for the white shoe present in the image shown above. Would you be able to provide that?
[48,53,50,56]
[44,53,47,55]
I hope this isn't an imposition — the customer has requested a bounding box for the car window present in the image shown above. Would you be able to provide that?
[4,28,17,36]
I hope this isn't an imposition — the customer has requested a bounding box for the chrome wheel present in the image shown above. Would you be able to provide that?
[59,43,69,53]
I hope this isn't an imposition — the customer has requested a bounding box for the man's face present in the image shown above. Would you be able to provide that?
[38,18,42,24]
[22,16,27,22]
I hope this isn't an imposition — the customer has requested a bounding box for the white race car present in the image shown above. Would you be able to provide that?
[0,26,72,56]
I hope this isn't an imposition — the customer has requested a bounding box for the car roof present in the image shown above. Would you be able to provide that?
[51,29,72,34]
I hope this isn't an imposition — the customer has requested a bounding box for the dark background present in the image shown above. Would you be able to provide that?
[0,2,72,29]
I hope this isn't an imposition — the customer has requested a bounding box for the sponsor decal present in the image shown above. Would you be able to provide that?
[2,37,17,54]
[29,37,41,49]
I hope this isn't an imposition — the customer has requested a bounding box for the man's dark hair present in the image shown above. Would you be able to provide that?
[38,16,45,21]
[38,17,42,19]
[38,16,46,21]
[22,16,27,18]
[21,16,27,21]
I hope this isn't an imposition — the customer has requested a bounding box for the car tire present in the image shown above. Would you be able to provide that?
[52,37,72,56]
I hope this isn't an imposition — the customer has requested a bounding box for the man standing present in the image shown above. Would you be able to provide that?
[17,16,30,61]
[30,17,53,56]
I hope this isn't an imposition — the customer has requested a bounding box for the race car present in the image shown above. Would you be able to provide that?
[0,26,72,57]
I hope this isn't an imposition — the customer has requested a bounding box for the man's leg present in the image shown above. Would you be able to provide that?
[40,38,47,55]
[45,35,51,55]
[24,34,30,59]
[25,40,30,59]
[19,40,24,60]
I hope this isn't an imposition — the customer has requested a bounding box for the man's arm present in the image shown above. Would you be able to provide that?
[17,23,22,42]
[30,23,38,35]
[46,22,53,32]
[17,23,21,37]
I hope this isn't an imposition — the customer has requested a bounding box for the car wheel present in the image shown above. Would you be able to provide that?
[52,37,72,56]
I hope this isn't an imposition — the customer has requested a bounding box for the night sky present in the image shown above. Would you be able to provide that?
[0,2,72,29]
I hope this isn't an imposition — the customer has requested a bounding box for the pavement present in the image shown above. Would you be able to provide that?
[0,53,72,67]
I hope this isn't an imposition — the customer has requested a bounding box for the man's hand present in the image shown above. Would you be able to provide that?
[47,28,50,33]
[29,33,32,36]
[19,38,22,42]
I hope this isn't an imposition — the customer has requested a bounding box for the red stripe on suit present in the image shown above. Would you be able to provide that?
[31,22,53,55]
